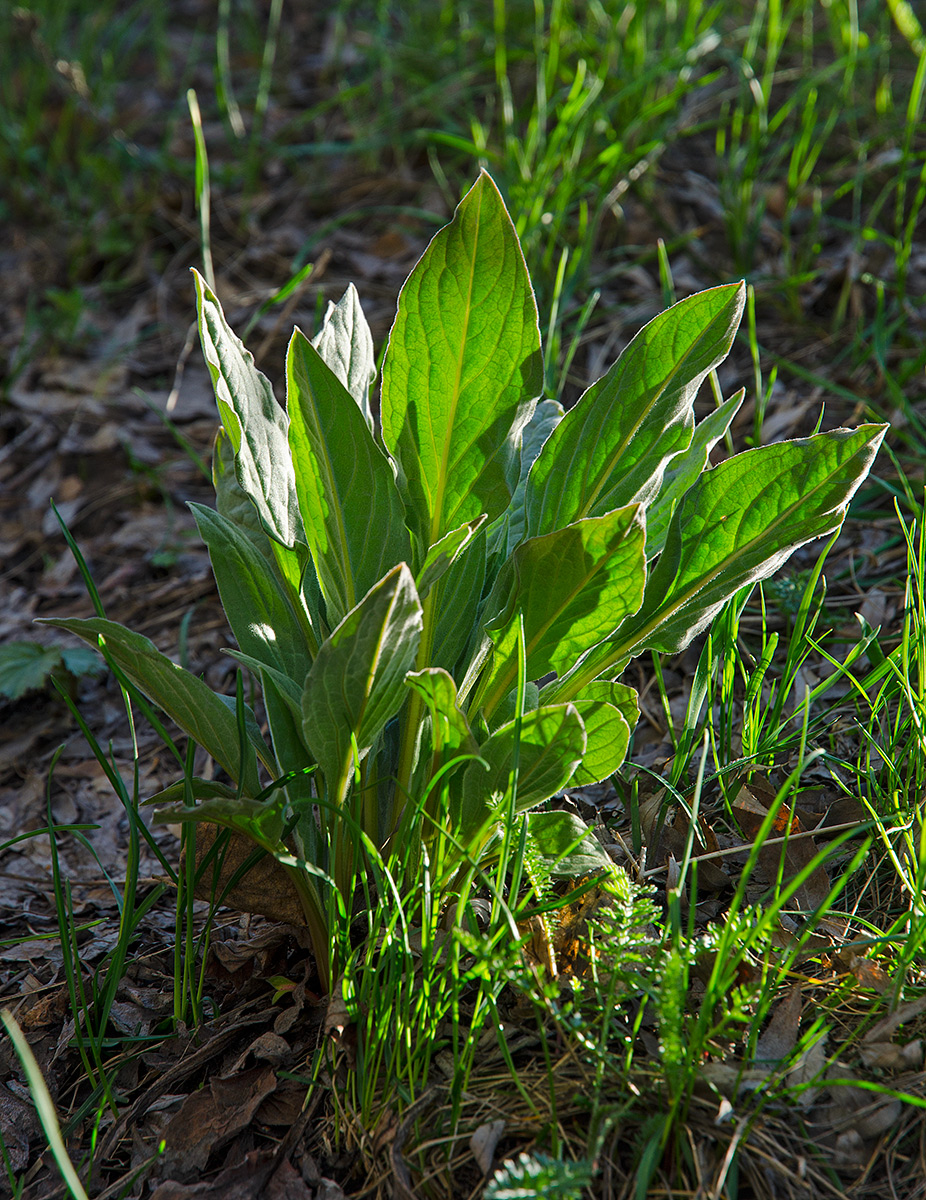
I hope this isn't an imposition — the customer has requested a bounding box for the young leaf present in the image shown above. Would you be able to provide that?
[568,680,638,786]
[213,425,316,615]
[194,271,302,549]
[406,667,480,759]
[526,283,746,537]
[459,704,586,840]
[416,515,487,599]
[302,564,423,804]
[478,505,646,718]
[0,642,64,700]
[310,283,377,429]
[381,172,543,549]
[405,667,481,804]
[191,504,313,683]
[523,810,615,877]
[37,617,264,793]
[287,328,412,623]
[645,388,744,557]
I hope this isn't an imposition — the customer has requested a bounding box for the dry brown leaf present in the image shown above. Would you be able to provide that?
[859,1040,923,1071]
[159,1064,279,1181]
[733,778,842,936]
[192,825,307,926]
[863,994,926,1043]
[470,1118,506,1175]
[755,984,802,1065]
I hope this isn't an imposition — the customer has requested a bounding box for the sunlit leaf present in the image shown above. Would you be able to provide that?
[311,283,377,429]
[460,704,586,839]
[194,270,302,549]
[526,283,745,536]
[381,172,543,550]
[479,505,646,717]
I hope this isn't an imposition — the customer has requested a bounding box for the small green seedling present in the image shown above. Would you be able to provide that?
[43,173,885,990]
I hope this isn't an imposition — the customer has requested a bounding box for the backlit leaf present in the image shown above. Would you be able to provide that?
[524,810,614,877]
[310,283,377,429]
[460,704,586,839]
[381,172,543,550]
[479,505,646,718]
[526,283,745,537]
[287,328,411,624]
[618,424,887,654]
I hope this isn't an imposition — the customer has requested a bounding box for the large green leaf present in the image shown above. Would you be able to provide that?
[37,617,263,793]
[302,564,423,804]
[191,504,312,684]
[194,271,302,549]
[478,505,646,718]
[287,328,412,624]
[380,172,543,550]
[557,424,888,690]
[459,704,586,840]
[310,283,377,430]
[525,283,745,538]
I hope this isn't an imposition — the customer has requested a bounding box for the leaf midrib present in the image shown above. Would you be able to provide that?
[429,187,482,549]
[573,297,734,524]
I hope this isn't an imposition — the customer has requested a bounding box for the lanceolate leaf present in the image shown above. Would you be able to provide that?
[498,398,565,555]
[645,389,744,558]
[525,283,746,538]
[288,329,412,625]
[213,426,313,607]
[479,505,646,718]
[416,515,487,599]
[589,424,888,671]
[191,504,312,683]
[194,271,302,549]
[37,617,263,793]
[310,283,377,430]
[459,704,586,840]
[302,564,423,804]
[381,172,543,550]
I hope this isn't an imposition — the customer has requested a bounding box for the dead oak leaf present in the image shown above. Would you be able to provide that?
[159,1064,278,1181]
